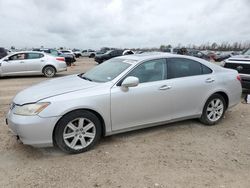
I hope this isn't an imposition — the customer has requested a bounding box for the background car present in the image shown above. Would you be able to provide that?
[72,49,82,58]
[0,47,8,59]
[186,49,210,61]
[33,48,75,66]
[6,53,241,154]
[82,49,96,58]
[0,51,67,77]
[223,48,250,89]
[94,49,124,63]
[60,50,75,57]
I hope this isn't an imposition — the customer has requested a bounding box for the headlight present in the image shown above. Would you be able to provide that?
[13,102,50,116]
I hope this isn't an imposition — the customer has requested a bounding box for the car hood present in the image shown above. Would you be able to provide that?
[13,75,100,105]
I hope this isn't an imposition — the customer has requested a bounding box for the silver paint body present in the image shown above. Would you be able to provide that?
[0,51,67,77]
[6,53,242,147]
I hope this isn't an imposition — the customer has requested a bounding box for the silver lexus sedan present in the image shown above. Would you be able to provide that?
[0,51,67,77]
[6,53,242,154]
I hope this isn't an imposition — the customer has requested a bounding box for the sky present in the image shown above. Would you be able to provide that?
[0,0,249,49]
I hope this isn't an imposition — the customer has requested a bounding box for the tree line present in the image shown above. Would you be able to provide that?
[159,42,250,51]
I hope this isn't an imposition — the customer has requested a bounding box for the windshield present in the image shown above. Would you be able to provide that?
[80,58,131,82]
[105,50,113,54]
[243,49,250,55]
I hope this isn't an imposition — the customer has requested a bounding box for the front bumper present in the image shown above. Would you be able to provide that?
[6,110,60,147]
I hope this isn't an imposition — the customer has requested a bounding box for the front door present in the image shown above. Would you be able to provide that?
[111,58,173,131]
[1,53,27,75]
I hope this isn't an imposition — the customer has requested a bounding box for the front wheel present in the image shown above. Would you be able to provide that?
[200,94,226,125]
[54,110,102,154]
[89,53,95,58]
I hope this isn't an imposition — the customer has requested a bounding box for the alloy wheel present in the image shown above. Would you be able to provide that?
[63,118,96,150]
[206,98,224,122]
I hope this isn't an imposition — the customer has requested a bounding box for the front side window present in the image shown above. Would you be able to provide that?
[82,58,132,82]
[27,53,43,59]
[9,53,26,61]
[126,59,166,83]
[167,58,204,79]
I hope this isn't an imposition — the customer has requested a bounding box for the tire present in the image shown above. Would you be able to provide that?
[54,110,102,154]
[200,94,226,126]
[89,53,95,58]
[43,66,56,77]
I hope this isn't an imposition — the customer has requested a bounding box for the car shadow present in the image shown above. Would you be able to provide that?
[8,119,200,159]
[0,74,68,80]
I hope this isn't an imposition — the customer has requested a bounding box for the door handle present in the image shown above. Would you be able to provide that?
[159,85,172,90]
[20,61,25,63]
[205,78,215,83]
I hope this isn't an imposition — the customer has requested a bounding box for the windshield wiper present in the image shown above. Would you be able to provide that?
[78,74,92,81]
[82,76,92,81]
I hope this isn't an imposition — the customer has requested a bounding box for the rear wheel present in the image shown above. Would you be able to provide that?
[54,110,102,154]
[43,66,56,77]
[200,94,226,125]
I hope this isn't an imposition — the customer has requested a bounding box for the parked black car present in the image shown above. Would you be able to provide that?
[0,47,8,59]
[33,48,75,66]
[187,49,210,61]
[94,50,124,64]
[223,49,250,89]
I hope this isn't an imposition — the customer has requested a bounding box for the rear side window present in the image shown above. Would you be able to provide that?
[202,64,212,74]
[27,53,44,59]
[167,58,203,79]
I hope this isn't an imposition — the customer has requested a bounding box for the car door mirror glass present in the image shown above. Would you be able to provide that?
[121,76,139,88]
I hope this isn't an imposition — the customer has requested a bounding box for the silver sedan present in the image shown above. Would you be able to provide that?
[0,51,67,77]
[6,53,242,154]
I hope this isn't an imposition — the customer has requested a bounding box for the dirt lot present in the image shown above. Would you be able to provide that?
[0,58,249,188]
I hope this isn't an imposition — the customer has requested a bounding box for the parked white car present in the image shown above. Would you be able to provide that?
[6,53,241,154]
[82,50,96,58]
[60,50,76,58]
[0,51,67,77]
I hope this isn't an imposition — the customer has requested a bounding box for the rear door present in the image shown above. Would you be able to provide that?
[165,57,215,119]
[25,52,45,72]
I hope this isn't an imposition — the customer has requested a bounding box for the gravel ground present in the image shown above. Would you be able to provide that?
[0,58,249,188]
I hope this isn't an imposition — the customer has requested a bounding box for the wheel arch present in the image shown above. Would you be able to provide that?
[204,91,229,110]
[52,108,106,146]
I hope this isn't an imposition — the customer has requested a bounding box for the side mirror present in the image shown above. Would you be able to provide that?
[121,76,139,88]
[4,58,9,61]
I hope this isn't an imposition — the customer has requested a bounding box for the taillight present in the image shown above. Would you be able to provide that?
[56,57,65,62]
[237,75,241,82]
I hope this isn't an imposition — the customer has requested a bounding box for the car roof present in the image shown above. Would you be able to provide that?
[115,52,222,71]
[116,52,184,61]
[7,51,46,56]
